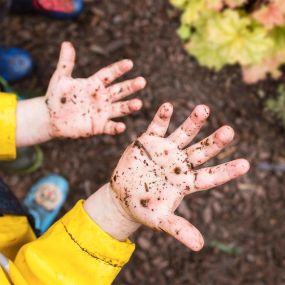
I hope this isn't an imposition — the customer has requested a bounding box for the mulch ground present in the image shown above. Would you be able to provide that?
[2,1,285,284]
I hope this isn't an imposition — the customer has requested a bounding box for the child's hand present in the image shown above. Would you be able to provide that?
[104,103,249,250]
[45,42,146,138]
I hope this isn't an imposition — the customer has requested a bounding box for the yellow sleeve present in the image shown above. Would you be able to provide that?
[0,93,17,160]
[11,200,135,285]
[0,215,35,285]
[0,216,36,261]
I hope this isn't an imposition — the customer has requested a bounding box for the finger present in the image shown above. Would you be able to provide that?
[56,41,76,77]
[168,105,210,149]
[185,159,250,193]
[108,77,146,102]
[91,59,133,86]
[110,99,143,118]
[185,126,234,167]
[159,214,204,251]
[104,121,126,135]
[145,103,173,137]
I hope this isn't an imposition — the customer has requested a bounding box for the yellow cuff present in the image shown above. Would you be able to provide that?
[62,200,135,268]
[0,93,17,160]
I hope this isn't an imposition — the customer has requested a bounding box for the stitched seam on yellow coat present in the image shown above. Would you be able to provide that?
[61,222,123,268]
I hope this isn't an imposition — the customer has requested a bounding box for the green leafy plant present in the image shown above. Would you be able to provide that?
[266,84,285,127]
[171,0,285,84]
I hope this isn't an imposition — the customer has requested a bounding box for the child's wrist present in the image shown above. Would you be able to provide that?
[84,183,140,241]
[39,96,53,139]
[16,97,53,147]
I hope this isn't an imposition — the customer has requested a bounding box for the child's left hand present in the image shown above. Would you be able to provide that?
[85,103,250,250]
[45,42,146,138]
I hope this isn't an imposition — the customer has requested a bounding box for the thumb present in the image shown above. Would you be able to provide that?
[159,214,204,251]
[56,41,76,77]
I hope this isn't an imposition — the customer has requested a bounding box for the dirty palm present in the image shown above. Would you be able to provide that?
[111,103,250,251]
[44,42,145,139]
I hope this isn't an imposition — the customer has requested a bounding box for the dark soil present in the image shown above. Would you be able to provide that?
[2,0,285,284]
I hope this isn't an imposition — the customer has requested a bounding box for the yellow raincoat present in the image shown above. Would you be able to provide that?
[0,93,135,284]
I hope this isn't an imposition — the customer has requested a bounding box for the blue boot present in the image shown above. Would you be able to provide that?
[0,47,33,83]
[23,175,70,235]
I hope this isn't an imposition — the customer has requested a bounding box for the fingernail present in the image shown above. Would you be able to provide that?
[217,126,234,144]
[163,102,173,111]
[134,99,143,109]
[238,159,250,172]
[123,59,133,69]
[117,123,126,132]
[135,77,147,87]
[195,104,210,119]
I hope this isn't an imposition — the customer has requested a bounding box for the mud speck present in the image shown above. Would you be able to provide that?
[174,167,181,175]
[140,199,150,208]
[144,182,149,192]
[60,97,67,104]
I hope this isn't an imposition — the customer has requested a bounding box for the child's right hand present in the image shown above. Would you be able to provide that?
[86,103,249,251]
[16,42,146,147]
[45,42,146,138]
